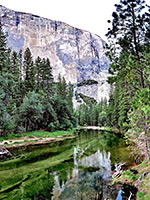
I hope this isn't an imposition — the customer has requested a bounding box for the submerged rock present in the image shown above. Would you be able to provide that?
[0,147,12,159]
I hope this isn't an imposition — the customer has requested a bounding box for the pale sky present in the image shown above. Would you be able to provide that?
[0,0,147,41]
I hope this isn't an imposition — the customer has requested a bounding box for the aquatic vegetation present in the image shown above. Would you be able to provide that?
[0,130,136,199]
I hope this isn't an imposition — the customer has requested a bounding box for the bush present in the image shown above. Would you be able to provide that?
[48,123,56,132]
[24,139,29,142]
[137,191,144,199]
[4,142,8,144]
[60,120,73,130]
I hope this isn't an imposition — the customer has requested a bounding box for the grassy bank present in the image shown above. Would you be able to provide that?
[0,126,122,143]
[112,159,150,200]
[0,129,77,146]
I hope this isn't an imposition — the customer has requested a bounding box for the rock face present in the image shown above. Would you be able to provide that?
[0,147,12,159]
[0,5,110,105]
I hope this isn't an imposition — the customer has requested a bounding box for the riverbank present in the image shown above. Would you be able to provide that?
[0,128,135,199]
[0,126,124,148]
[112,159,150,200]
[81,126,124,135]
[111,132,150,200]
[0,129,76,148]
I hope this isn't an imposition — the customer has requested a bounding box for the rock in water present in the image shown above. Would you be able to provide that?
[0,147,12,159]
[0,5,110,105]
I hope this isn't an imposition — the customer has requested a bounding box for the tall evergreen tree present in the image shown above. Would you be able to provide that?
[41,58,54,96]
[106,0,150,89]
[11,51,20,82]
[35,56,42,92]
[10,51,22,106]
[105,0,150,130]
[67,82,73,111]
[56,74,67,100]
[23,47,35,92]
[0,22,8,76]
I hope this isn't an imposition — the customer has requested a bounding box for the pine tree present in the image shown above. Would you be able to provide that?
[67,82,73,111]
[41,58,54,96]
[35,56,42,91]
[17,91,44,132]
[62,77,67,100]
[56,74,67,100]
[10,51,22,106]
[0,22,8,76]
[23,47,35,92]
[11,51,20,82]
[106,84,114,127]
[105,0,150,130]
[106,0,150,88]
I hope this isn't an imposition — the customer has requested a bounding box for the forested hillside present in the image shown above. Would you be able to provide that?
[0,23,77,136]
[0,0,150,156]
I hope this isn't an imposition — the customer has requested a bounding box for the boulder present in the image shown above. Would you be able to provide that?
[0,147,12,160]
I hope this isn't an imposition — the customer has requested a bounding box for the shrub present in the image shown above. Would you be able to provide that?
[137,191,144,199]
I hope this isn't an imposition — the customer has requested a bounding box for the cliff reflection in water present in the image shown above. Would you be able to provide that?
[52,147,113,200]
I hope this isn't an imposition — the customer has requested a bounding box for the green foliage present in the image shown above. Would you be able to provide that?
[4,142,8,145]
[67,82,73,111]
[24,139,29,142]
[23,47,35,92]
[98,111,107,127]
[79,93,97,105]
[121,170,140,180]
[0,22,8,76]
[127,88,150,157]
[16,91,44,132]
[0,75,15,136]
[53,97,73,130]
[137,191,144,199]
[40,58,54,95]
[0,22,77,134]
[77,98,107,126]
[77,79,98,87]
[77,104,88,126]
[105,0,150,138]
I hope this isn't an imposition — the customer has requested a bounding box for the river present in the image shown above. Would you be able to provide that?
[0,129,137,199]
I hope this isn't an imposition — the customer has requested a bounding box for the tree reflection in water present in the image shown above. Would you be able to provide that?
[52,147,118,200]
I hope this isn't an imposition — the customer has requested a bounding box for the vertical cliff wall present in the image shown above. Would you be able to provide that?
[0,5,110,103]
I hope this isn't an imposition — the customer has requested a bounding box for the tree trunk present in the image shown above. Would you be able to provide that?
[144,117,150,159]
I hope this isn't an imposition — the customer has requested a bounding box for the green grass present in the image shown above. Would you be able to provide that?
[137,191,144,199]
[0,137,6,142]
[0,129,76,142]
[138,159,149,169]
[24,139,29,142]
[121,170,140,180]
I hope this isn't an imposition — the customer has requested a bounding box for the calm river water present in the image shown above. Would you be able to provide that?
[0,129,137,199]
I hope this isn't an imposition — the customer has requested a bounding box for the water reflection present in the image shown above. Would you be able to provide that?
[0,130,137,199]
[52,147,113,199]
[51,145,137,200]
[52,174,65,200]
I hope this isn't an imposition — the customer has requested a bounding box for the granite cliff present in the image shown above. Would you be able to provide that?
[0,5,110,106]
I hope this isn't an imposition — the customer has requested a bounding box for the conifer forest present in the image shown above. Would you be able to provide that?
[0,0,150,199]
